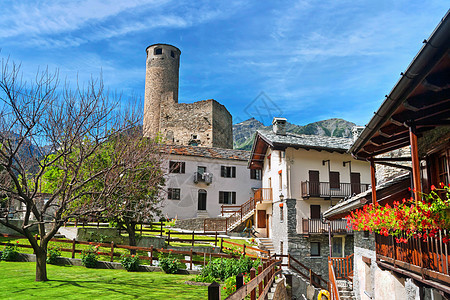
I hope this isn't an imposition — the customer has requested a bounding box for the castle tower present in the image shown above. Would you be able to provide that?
[143,44,181,138]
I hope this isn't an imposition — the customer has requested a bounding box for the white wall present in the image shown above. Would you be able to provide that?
[162,154,261,219]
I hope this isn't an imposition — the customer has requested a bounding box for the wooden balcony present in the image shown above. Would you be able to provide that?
[375,231,450,294]
[302,218,353,235]
[301,181,370,199]
[254,188,273,203]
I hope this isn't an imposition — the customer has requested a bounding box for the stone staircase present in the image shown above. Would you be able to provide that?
[268,276,286,300]
[337,280,356,300]
[258,238,275,255]
[196,211,209,218]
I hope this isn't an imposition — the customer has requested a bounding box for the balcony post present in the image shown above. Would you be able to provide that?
[370,159,377,205]
[409,124,422,202]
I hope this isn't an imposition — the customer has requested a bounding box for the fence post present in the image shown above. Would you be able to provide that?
[309,269,312,285]
[220,238,223,252]
[71,239,76,259]
[258,265,263,297]
[140,223,143,236]
[250,267,256,300]
[192,231,195,247]
[160,222,163,237]
[167,231,171,246]
[75,219,78,227]
[236,273,244,290]
[97,220,99,228]
[110,241,114,262]
[215,231,218,247]
[243,244,246,256]
[190,249,193,270]
[263,262,268,288]
[225,219,228,235]
[208,281,220,300]
[148,246,153,266]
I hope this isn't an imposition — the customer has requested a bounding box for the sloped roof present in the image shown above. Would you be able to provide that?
[257,129,353,152]
[163,144,250,161]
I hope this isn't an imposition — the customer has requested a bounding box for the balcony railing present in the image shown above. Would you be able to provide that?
[302,218,353,234]
[375,231,450,289]
[301,181,370,198]
[193,172,213,184]
[254,188,273,202]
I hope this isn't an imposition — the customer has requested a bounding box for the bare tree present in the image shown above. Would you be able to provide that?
[0,58,162,281]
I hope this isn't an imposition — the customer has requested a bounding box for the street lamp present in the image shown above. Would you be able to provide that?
[279,194,284,202]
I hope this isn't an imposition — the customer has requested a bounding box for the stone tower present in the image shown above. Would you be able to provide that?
[143,44,181,138]
[143,43,233,149]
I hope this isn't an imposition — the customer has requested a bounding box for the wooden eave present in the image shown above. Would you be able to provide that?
[248,133,270,170]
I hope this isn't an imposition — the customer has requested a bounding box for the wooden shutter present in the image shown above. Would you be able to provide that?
[219,191,224,204]
[232,167,236,178]
[310,205,321,219]
[309,170,320,196]
[351,172,361,194]
[232,192,236,204]
[221,166,225,177]
[330,172,340,189]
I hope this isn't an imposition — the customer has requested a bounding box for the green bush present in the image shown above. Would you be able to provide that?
[46,246,61,264]
[223,274,251,298]
[1,243,19,261]
[158,253,181,274]
[81,245,99,268]
[195,256,261,282]
[120,254,140,272]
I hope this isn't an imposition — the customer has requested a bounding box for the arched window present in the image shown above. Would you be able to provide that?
[154,48,162,55]
[198,189,207,211]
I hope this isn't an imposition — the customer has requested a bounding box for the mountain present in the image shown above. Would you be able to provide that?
[233,118,356,150]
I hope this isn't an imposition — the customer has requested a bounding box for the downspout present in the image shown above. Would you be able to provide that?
[286,149,292,199]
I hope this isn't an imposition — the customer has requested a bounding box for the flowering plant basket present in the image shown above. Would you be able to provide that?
[347,183,450,243]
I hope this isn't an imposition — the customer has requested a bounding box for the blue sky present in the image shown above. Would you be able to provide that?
[1,1,448,127]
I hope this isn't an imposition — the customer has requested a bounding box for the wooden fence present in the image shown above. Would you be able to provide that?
[221,239,269,258]
[65,221,166,237]
[375,231,450,286]
[329,254,354,281]
[208,258,281,300]
[0,233,267,270]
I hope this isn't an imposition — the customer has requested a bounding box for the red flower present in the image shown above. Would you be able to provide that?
[132,255,135,258]
[16,241,19,244]
[440,182,445,188]
[431,185,436,191]
[224,287,226,290]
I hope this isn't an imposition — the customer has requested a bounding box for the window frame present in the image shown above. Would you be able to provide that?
[219,191,236,204]
[329,171,340,189]
[221,166,236,178]
[310,242,320,257]
[168,188,181,200]
[169,161,185,174]
[250,169,262,180]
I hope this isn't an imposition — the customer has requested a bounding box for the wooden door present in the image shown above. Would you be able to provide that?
[257,210,266,228]
[309,171,320,196]
[351,172,361,194]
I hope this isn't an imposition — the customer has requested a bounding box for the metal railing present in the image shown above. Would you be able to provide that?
[301,218,353,234]
[301,181,370,198]
[193,172,213,184]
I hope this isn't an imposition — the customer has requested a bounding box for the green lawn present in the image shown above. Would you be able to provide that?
[0,261,207,299]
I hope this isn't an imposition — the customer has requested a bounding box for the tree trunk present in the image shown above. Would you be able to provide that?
[35,248,48,281]
[126,221,137,255]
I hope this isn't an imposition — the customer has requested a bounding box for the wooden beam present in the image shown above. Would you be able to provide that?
[405,88,450,109]
[372,157,412,162]
[392,101,450,125]
[370,160,377,205]
[409,125,421,202]
[374,161,412,171]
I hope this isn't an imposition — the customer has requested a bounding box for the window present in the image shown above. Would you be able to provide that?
[221,166,236,178]
[170,50,175,58]
[154,48,162,55]
[279,171,282,190]
[168,188,180,200]
[280,204,284,222]
[169,161,185,173]
[250,169,262,180]
[329,171,340,189]
[310,242,320,256]
[197,166,206,174]
[332,237,343,257]
[438,155,449,187]
[219,191,236,204]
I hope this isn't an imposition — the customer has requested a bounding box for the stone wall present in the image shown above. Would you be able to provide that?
[175,217,224,231]
[375,146,411,185]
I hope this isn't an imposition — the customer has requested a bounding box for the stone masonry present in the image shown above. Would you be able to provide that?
[143,43,233,149]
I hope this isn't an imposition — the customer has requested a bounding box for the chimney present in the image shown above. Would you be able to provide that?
[272,117,287,135]
[352,126,365,142]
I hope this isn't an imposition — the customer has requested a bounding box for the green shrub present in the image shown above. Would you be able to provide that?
[223,274,251,298]
[195,256,261,282]
[81,245,99,268]
[120,254,140,272]
[158,253,181,274]
[1,243,19,261]
[46,246,61,264]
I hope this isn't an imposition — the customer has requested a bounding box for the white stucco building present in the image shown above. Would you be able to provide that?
[162,145,262,220]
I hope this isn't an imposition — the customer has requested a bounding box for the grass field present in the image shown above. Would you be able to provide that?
[0,261,208,299]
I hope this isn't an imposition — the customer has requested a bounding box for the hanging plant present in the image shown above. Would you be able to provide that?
[347,183,450,243]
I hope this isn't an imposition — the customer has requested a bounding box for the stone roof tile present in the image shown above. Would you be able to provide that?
[163,145,250,161]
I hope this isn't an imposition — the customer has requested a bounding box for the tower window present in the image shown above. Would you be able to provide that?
[154,48,162,55]
[170,51,175,58]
